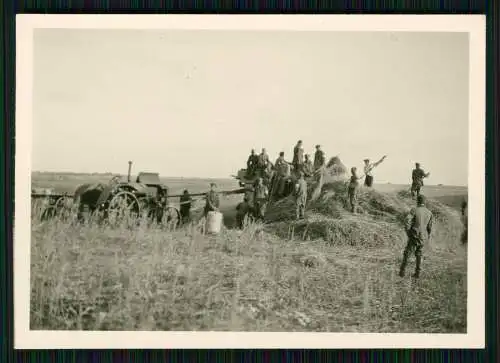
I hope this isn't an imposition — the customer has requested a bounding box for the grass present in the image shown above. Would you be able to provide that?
[30,173,468,332]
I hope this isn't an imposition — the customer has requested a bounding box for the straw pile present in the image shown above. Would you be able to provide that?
[266,173,463,248]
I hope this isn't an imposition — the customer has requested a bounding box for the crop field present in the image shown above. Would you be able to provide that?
[30,172,468,332]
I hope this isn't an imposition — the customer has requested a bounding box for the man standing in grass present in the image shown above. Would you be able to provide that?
[363,155,387,187]
[399,195,433,279]
[295,171,308,220]
[179,189,193,224]
[204,182,220,217]
[253,178,269,222]
[411,162,430,199]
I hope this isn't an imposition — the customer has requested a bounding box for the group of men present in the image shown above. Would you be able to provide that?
[177,143,458,280]
[246,141,327,183]
[346,159,431,214]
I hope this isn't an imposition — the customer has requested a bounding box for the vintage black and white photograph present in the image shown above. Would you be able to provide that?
[15,15,485,349]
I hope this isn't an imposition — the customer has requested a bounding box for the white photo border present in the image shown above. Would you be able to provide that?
[15,14,486,349]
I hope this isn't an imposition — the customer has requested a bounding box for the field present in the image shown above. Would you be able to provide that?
[30,172,468,332]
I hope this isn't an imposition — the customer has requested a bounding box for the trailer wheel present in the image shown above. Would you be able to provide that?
[162,206,180,229]
[41,196,71,221]
[106,191,141,226]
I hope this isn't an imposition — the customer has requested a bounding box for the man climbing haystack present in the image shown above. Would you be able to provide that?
[303,154,314,178]
[253,177,269,222]
[347,167,363,213]
[294,171,308,220]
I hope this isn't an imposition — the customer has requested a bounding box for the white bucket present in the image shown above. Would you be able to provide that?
[205,211,223,234]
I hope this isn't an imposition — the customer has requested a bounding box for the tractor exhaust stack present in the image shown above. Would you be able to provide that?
[127,161,133,182]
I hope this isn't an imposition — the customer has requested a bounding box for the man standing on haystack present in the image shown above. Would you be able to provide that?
[292,140,304,174]
[253,177,269,222]
[246,149,259,178]
[410,163,430,199]
[363,155,387,187]
[295,171,308,220]
[399,195,433,279]
[347,167,363,213]
[273,152,290,198]
[204,182,220,217]
[257,148,271,179]
[314,144,326,170]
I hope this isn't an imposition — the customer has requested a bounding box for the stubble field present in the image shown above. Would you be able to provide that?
[30,172,468,332]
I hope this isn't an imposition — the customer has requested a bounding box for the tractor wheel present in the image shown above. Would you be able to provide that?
[106,191,141,226]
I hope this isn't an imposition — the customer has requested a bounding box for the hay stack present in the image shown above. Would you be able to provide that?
[266,176,463,249]
[309,156,348,202]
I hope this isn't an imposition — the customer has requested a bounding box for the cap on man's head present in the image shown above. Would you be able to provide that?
[298,140,303,143]
[210,182,217,187]
[416,162,421,166]
[364,158,370,162]
[315,144,321,148]
[279,151,284,156]
[417,195,426,204]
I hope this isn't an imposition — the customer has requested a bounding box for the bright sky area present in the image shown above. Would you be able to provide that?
[32,29,469,186]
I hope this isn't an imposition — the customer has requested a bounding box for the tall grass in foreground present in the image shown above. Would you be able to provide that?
[30,202,467,332]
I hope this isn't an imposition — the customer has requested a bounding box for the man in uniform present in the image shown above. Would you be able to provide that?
[294,171,308,220]
[253,177,269,222]
[363,155,387,187]
[204,182,220,217]
[246,149,259,178]
[236,196,252,229]
[272,152,289,198]
[292,140,304,174]
[257,148,271,179]
[347,167,362,213]
[399,195,433,279]
[179,189,193,224]
[461,199,468,244]
[314,144,326,170]
[411,162,430,199]
[302,154,314,178]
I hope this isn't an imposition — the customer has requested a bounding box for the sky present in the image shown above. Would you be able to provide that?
[32,29,469,186]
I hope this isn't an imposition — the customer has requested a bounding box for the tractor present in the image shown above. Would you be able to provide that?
[73,162,181,226]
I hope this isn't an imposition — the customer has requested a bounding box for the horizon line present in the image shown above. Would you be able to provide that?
[30,170,468,188]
